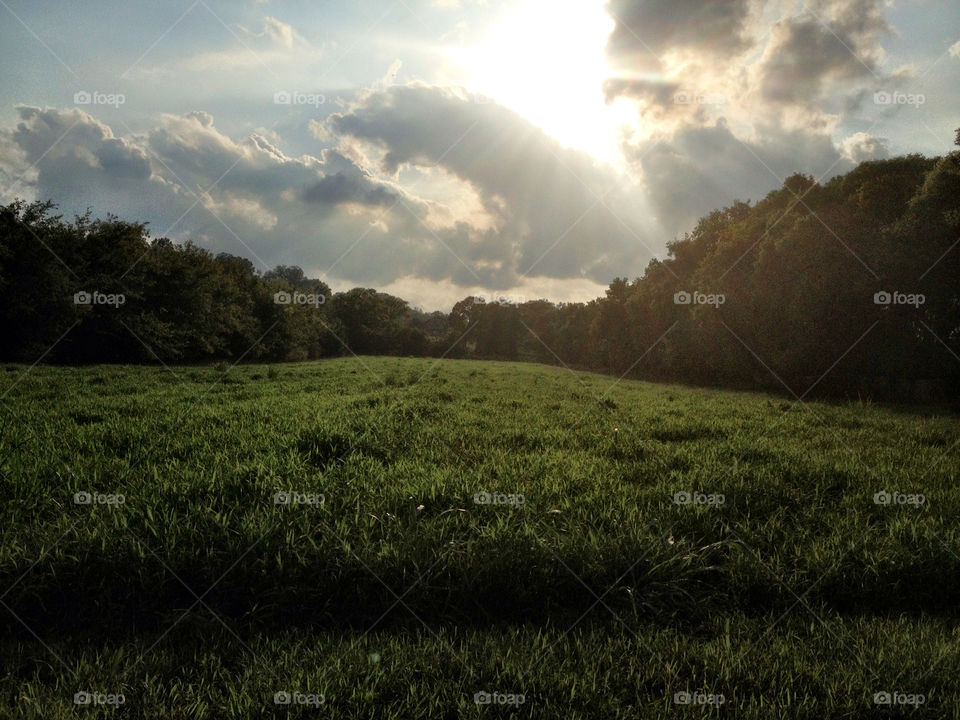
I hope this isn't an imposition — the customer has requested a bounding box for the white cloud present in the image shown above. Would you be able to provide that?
[126,15,318,79]
[263,16,298,48]
[373,59,403,90]
[840,132,889,163]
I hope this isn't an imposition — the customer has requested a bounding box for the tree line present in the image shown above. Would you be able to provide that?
[1,131,957,402]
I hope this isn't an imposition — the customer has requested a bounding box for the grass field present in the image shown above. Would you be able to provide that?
[1,356,958,718]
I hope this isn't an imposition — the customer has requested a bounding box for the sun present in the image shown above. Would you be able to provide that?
[451,0,634,166]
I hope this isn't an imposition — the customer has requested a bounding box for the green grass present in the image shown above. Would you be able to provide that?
[1,357,958,718]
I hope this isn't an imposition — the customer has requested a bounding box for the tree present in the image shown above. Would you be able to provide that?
[0,201,75,360]
[593,278,633,374]
[329,288,408,355]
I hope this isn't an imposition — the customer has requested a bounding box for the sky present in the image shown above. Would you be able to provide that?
[0,0,957,311]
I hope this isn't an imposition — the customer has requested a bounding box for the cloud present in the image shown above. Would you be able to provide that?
[0,135,35,204]
[4,106,154,208]
[603,77,680,109]
[604,0,893,112]
[601,0,757,130]
[755,0,890,107]
[326,83,653,283]
[127,16,319,79]
[604,0,755,77]
[263,16,298,48]
[628,118,854,239]
[370,60,403,92]
[0,105,411,265]
[0,96,652,299]
[840,132,889,163]
[301,151,399,207]
[601,0,907,241]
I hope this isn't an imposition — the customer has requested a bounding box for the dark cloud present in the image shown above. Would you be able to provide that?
[759,20,871,104]
[602,77,680,107]
[305,148,402,211]
[605,0,755,76]
[757,0,890,106]
[302,171,397,206]
[631,118,852,239]
[96,138,152,180]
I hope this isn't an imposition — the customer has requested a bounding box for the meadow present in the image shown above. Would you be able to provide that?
[1,356,958,718]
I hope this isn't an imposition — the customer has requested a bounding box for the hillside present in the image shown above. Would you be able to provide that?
[1,358,958,718]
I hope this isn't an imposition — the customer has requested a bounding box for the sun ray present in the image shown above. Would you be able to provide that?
[449,0,634,166]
